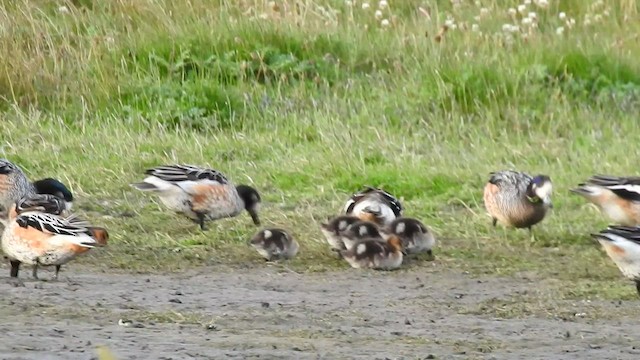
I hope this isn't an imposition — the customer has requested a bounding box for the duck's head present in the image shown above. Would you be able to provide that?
[32,178,74,210]
[528,175,553,208]
[14,194,66,217]
[344,220,382,240]
[236,185,261,226]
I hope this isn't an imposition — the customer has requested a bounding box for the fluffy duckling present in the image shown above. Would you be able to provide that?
[341,220,385,251]
[1,194,108,280]
[319,215,361,252]
[343,186,403,227]
[0,159,74,218]
[381,217,436,257]
[131,164,261,230]
[249,228,299,261]
[571,175,640,226]
[591,225,640,297]
[340,235,404,270]
[483,170,553,239]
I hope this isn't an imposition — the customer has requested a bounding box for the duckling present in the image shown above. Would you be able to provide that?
[343,186,403,226]
[339,235,404,270]
[483,170,553,240]
[1,194,108,280]
[591,225,640,297]
[381,217,436,257]
[571,175,640,226]
[319,215,361,252]
[0,159,74,220]
[130,164,261,230]
[249,228,299,261]
[341,220,385,251]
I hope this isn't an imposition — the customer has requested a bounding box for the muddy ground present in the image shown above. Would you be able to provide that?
[0,261,638,360]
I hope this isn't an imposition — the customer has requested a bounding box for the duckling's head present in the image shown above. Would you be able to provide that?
[32,178,74,208]
[344,220,382,240]
[15,194,66,216]
[386,235,403,253]
[528,175,553,207]
[321,215,360,232]
[236,185,262,225]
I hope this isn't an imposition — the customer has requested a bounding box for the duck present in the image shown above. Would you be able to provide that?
[340,220,385,251]
[249,228,299,261]
[1,194,108,280]
[571,175,640,226]
[339,234,404,270]
[130,164,261,230]
[343,186,403,227]
[483,170,553,240]
[380,217,436,257]
[319,215,361,252]
[0,159,74,220]
[591,225,640,297]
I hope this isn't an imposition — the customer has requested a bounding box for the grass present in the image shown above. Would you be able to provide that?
[1,0,640,301]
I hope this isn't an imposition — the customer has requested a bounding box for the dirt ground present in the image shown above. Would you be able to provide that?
[0,261,638,360]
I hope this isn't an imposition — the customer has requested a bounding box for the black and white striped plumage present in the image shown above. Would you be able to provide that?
[343,186,403,226]
[572,175,640,226]
[591,225,640,296]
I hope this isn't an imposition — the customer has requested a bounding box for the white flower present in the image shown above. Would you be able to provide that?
[474,15,481,21]
[472,23,480,32]
[535,0,549,9]
[381,18,390,26]
[375,10,383,19]
[362,2,370,9]
[604,10,610,17]
[58,5,69,13]
[528,12,537,20]
[345,1,353,6]
[524,0,531,4]
[518,4,527,13]
[594,14,602,22]
[502,24,519,33]
[522,17,532,26]
[480,7,489,16]
[556,26,564,35]
[569,18,576,25]
[559,12,566,20]
[378,0,388,9]
[445,19,455,28]
[508,8,517,16]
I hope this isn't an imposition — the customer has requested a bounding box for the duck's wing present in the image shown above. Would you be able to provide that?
[15,213,93,237]
[488,170,532,193]
[144,164,230,185]
[592,225,640,245]
[587,175,640,202]
[344,186,402,216]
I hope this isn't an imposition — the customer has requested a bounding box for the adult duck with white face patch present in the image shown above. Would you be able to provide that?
[131,164,262,230]
[483,170,553,240]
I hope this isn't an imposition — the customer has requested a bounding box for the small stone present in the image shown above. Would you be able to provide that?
[261,302,270,308]
[168,298,182,304]
[174,290,183,296]
[404,319,412,325]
